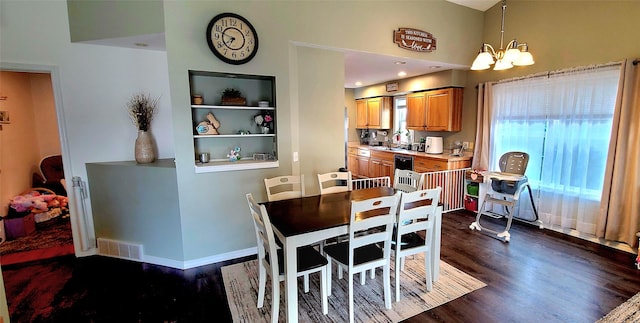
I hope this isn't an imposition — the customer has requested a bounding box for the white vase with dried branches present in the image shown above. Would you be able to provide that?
[128,92,159,164]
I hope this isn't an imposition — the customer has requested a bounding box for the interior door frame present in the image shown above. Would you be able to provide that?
[0,62,96,256]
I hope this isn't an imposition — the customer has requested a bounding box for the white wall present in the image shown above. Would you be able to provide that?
[0,1,175,259]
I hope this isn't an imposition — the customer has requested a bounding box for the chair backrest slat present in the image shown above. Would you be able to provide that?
[318,171,352,194]
[264,175,305,202]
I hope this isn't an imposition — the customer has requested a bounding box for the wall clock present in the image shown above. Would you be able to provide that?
[206,13,259,65]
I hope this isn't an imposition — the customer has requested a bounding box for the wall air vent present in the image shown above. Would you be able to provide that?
[97,238,143,262]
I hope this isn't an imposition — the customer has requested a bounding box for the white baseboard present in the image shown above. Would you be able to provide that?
[142,247,258,270]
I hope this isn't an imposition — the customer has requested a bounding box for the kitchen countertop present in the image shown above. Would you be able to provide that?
[348,142,473,162]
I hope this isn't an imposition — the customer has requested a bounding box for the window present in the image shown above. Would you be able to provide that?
[394,97,412,144]
[491,64,620,233]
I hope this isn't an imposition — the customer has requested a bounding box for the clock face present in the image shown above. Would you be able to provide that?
[206,13,259,65]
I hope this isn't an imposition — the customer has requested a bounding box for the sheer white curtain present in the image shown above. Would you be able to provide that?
[491,65,620,235]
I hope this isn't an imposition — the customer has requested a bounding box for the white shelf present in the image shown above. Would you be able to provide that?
[192,104,275,110]
[194,134,275,138]
[195,159,279,173]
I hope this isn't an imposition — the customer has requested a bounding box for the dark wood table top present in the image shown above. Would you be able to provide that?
[263,186,396,237]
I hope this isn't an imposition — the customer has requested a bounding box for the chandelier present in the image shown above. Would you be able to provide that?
[471,0,534,71]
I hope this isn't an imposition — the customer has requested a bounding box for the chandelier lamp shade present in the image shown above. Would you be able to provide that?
[471,0,534,71]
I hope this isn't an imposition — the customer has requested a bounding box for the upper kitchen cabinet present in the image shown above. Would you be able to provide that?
[406,87,463,132]
[355,97,392,129]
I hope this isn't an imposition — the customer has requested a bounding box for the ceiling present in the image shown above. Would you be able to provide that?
[343,0,499,89]
[84,0,500,89]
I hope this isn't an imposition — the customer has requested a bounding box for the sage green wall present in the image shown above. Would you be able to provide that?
[67,0,164,42]
[298,47,346,196]
[86,160,183,260]
[163,1,483,261]
[461,0,640,148]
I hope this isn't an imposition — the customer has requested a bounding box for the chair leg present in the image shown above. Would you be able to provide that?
[383,263,391,309]
[370,268,375,279]
[400,256,406,272]
[424,250,433,292]
[348,271,355,323]
[395,253,401,302]
[360,271,365,285]
[327,257,333,296]
[258,263,266,308]
[304,274,310,293]
[271,276,280,323]
[320,268,328,315]
[338,264,344,280]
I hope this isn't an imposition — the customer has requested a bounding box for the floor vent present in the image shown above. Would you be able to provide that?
[97,238,143,262]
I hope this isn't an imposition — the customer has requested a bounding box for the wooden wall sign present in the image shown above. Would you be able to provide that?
[393,28,436,52]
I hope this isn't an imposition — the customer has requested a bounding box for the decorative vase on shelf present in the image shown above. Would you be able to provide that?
[261,126,270,134]
[135,130,156,163]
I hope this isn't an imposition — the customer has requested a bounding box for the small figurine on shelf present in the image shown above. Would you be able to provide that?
[196,112,221,135]
[227,146,242,162]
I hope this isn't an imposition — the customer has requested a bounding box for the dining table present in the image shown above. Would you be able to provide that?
[263,186,443,323]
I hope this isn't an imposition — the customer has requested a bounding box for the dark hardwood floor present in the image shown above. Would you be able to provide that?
[3,210,639,322]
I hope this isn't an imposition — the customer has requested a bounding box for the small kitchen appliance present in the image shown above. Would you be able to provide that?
[425,136,443,154]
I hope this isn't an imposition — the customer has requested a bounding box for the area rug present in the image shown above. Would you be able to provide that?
[222,254,486,322]
[596,292,640,322]
[0,217,72,256]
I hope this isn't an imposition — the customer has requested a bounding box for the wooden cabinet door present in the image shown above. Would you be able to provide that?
[356,156,369,178]
[369,158,382,178]
[348,154,358,177]
[367,98,381,128]
[381,159,394,182]
[426,88,463,132]
[355,99,368,128]
[406,92,426,130]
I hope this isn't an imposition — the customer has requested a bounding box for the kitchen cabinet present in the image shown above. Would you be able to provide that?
[189,71,279,173]
[406,87,463,132]
[355,97,392,129]
[414,155,470,173]
[369,150,394,182]
[356,148,370,178]
[348,147,371,178]
[347,147,359,177]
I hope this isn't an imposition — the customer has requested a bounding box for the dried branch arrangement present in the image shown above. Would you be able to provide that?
[127,92,159,131]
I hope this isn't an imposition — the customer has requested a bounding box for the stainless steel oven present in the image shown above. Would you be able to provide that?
[394,154,413,171]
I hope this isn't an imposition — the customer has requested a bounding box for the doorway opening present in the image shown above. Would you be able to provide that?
[0,65,81,265]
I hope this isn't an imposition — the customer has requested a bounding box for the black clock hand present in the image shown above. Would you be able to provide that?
[221,32,235,46]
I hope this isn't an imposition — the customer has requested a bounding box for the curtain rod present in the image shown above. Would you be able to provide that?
[493,61,622,85]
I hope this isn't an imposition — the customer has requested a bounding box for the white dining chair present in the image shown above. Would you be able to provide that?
[323,194,399,323]
[393,187,441,302]
[393,169,424,193]
[246,193,328,322]
[263,174,314,290]
[264,175,305,202]
[317,171,352,194]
